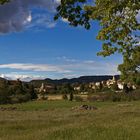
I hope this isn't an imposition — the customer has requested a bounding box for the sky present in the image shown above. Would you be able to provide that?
[0,0,125,81]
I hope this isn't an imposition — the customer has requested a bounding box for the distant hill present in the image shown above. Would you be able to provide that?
[0,77,7,82]
[30,75,120,87]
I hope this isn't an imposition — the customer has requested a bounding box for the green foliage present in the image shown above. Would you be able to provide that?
[56,0,140,84]
[28,84,37,99]
[111,82,119,91]
[54,0,90,29]
[0,80,37,104]
[123,83,129,94]
[118,46,140,84]
[87,89,140,102]
[136,77,140,85]
[58,83,74,95]
[62,94,68,100]
[0,0,9,5]
[69,92,73,101]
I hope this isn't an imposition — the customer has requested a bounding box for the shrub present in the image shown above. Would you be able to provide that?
[87,89,140,102]
[111,82,119,91]
[62,94,68,100]
[10,94,31,104]
[129,89,140,101]
[0,95,10,104]
[111,94,121,102]
[69,93,73,101]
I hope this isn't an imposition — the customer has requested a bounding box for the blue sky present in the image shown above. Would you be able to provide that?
[0,0,123,81]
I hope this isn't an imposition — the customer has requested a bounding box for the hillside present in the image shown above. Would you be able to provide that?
[30,75,120,87]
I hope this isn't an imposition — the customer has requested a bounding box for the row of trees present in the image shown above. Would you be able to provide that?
[0,78,139,104]
[0,79,37,104]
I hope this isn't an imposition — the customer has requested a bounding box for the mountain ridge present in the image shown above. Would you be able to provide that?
[30,75,120,86]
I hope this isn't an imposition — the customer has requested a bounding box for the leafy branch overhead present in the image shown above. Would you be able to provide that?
[0,0,9,4]
[55,0,140,84]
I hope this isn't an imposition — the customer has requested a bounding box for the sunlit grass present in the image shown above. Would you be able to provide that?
[0,101,140,140]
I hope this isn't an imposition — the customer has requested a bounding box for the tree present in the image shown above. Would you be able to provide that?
[118,46,140,83]
[111,82,119,91]
[60,83,74,94]
[55,0,140,84]
[0,0,9,5]
[69,92,73,101]
[28,84,37,100]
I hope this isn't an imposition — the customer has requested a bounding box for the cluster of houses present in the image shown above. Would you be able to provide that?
[35,76,137,96]
[92,76,136,90]
[75,76,136,92]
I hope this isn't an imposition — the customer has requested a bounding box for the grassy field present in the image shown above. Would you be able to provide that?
[0,100,140,140]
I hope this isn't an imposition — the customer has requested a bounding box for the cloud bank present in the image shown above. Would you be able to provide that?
[0,63,71,73]
[0,61,119,81]
[0,0,59,33]
[0,73,45,81]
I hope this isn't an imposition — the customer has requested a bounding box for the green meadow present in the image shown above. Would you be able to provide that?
[0,101,140,140]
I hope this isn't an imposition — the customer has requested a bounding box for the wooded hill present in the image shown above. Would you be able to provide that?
[30,75,120,87]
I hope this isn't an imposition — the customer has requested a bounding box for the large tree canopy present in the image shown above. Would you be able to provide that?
[55,0,140,84]
[0,0,9,4]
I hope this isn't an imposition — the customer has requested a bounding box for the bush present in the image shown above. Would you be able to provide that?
[87,89,140,102]
[129,89,140,101]
[69,93,73,101]
[0,95,10,104]
[62,94,68,100]
[0,80,37,104]
[111,94,121,102]
[0,87,11,104]
[111,82,119,91]
[10,94,31,104]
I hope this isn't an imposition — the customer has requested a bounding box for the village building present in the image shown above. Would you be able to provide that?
[74,86,80,91]
[106,76,116,88]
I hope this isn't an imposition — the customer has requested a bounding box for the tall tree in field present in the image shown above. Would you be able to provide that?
[55,0,140,84]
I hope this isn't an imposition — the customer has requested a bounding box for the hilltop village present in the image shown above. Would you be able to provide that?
[36,76,137,95]
[32,75,139,101]
[0,75,139,104]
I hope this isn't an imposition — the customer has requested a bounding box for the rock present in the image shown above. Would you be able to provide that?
[72,105,97,111]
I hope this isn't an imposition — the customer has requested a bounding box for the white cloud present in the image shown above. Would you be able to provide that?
[61,18,69,23]
[56,57,119,76]
[83,60,95,64]
[0,73,45,81]
[56,56,78,63]
[61,62,119,75]
[55,0,61,4]
[0,60,120,80]
[25,13,32,23]
[27,13,56,29]
[0,63,71,73]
